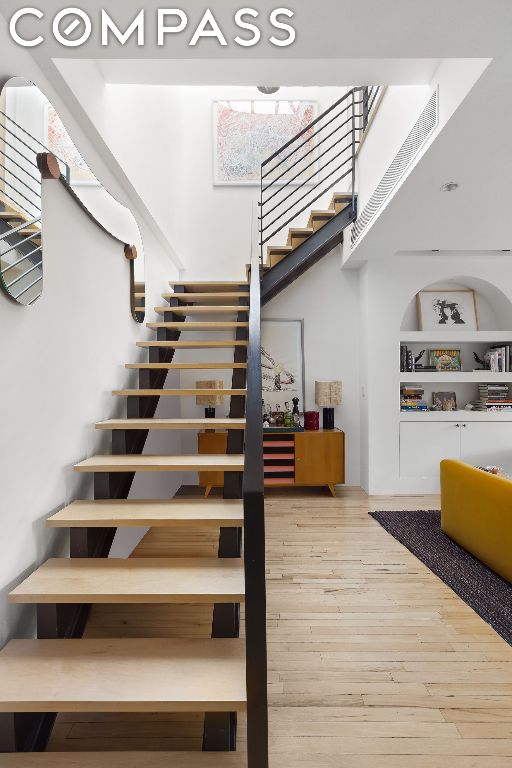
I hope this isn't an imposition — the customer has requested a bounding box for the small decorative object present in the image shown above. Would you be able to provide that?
[273,405,285,427]
[417,289,478,331]
[429,348,462,371]
[304,411,319,431]
[292,397,301,427]
[414,350,426,367]
[196,380,224,419]
[432,391,457,411]
[284,402,294,428]
[473,352,486,370]
[315,381,342,430]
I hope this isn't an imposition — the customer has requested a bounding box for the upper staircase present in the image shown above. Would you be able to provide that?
[0,267,266,766]
[256,86,379,303]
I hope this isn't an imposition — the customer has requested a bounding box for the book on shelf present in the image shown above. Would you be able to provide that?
[485,345,512,372]
[400,386,428,411]
[468,382,512,411]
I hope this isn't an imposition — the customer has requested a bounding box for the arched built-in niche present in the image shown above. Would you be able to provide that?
[401,276,512,332]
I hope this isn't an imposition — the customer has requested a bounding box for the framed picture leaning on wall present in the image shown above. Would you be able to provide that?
[261,319,305,407]
[417,289,478,331]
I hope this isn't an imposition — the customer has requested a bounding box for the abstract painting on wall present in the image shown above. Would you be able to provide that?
[45,104,99,185]
[213,100,317,185]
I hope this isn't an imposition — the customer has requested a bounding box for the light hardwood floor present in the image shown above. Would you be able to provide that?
[48,487,512,766]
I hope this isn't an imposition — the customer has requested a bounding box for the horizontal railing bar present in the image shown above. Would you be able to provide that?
[260,152,353,233]
[0,145,42,187]
[27,291,42,306]
[0,244,42,275]
[13,272,42,301]
[0,160,42,199]
[6,258,42,289]
[260,169,353,247]
[0,175,41,216]
[0,109,49,152]
[262,115,356,193]
[0,215,41,241]
[0,118,41,162]
[0,189,38,219]
[262,101,363,179]
[262,87,365,168]
[262,126,354,208]
[0,232,42,259]
[0,130,41,171]
[0,111,71,178]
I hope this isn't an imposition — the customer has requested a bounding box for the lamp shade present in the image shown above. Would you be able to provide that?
[315,381,342,407]
[195,380,224,406]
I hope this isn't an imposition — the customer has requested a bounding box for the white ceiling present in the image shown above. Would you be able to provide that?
[347,57,512,259]
[93,58,441,86]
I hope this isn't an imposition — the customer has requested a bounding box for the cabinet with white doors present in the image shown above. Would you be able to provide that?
[399,418,512,488]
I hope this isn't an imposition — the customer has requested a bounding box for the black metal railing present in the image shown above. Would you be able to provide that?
[243,240,267,767]
[0,110,70,305]
[259,86,380,260]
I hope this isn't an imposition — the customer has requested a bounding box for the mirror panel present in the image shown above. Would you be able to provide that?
[0,77,144,319]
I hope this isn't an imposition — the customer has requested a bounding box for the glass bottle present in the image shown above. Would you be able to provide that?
[284,401,294,428]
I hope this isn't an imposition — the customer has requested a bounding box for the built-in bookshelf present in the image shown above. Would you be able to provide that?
[399,331,512,416]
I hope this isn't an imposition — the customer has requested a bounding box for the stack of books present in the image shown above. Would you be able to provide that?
[470,383,512,411]
[400,387,429,411]
[484,346,511,372]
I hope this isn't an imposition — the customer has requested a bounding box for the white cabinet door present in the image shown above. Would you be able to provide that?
[399,422,461,479]
[461,422,512,476]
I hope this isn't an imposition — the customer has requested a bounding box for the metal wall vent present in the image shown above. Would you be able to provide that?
[351,87,439,246]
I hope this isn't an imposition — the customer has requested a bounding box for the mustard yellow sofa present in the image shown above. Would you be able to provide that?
[440,459,512,583]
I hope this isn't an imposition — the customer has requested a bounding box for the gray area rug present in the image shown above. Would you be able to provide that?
[369,509,512,646]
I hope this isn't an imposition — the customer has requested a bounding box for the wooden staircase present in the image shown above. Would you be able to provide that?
[0,279,264,765]
[257,192,351,274]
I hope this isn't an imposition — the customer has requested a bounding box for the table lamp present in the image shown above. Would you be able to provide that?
[196,380,224,418]
[315,381,342,430]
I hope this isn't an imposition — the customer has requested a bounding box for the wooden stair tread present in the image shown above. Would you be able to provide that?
[112,388,247,396]
[74,454,245,473]
[154,306,249,315]
[0,211,25,221]
[266,246,293,255]
[146,322,248,330]
[137,341,248,349]
[46,499,244,528]
[162,292,249,301]
[1,752,246,767]
[96,418,246,430]
[169,282,248,293]
[0,638,246,712]
[9,557,245,604]
[126,362,247,370]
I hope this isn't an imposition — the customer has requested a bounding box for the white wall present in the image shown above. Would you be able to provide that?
[0,176,180,648]
[124,84,345,280]
[263,249,361,486]
[361,251,512,495]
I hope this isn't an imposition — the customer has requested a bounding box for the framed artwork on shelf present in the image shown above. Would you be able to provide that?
[416,289,478,331]
[429,348,462,371]
[213,100,317,185]
[432,391,458,411]
[261,319,305,407]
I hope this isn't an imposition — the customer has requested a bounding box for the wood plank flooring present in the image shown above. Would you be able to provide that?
[47,487,512,765]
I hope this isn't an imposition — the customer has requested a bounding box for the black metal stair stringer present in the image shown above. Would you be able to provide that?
[261,200,357,305]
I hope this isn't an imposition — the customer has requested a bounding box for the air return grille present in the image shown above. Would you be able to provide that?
[351,88,439,246]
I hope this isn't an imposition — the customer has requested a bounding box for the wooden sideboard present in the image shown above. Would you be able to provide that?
[198,428,345,496]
